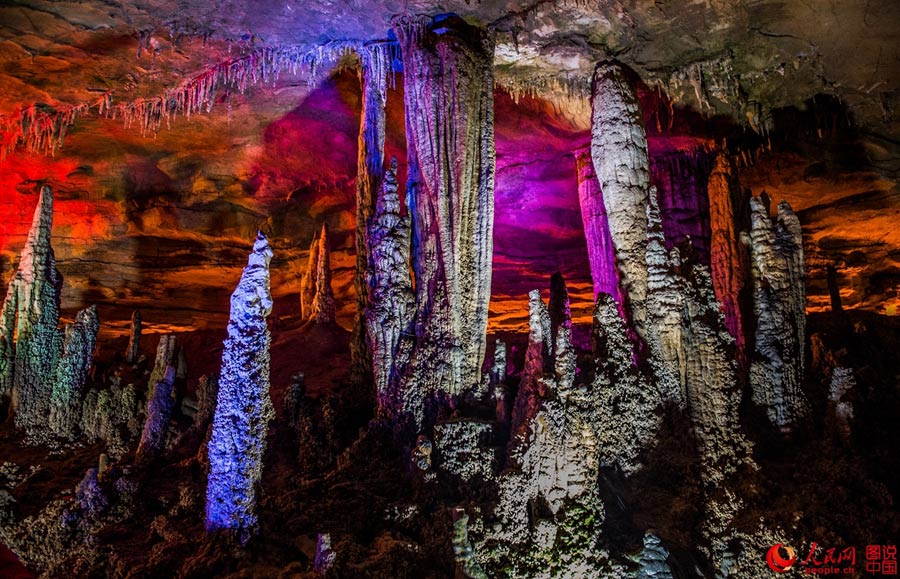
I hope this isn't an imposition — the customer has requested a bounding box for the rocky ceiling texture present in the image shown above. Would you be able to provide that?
[0,0,898,337]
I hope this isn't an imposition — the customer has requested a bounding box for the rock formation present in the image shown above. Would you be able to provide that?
[350,41,392,385]
[645,192,752,480]
[591,293,662,475]
[575,146,622,305]
[311,223,336,324]
[590,60,652,339]
[635,534,674,579]
[365,159,414,413]
[393,14,496,425]
[828,366,855,438]
[0,185,63,433]
[147,334,177,406]
[136,365,176,463]
[299,228,320,321]
[125,310,142,364]
[206,232,275,542]
[480,275,619,578]
[49,305,100,439]
[747,195,810,431]
[707,153,750,364]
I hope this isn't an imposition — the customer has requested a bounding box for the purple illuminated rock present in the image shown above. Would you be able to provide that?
[575,146,622,307]
[136,365,175,463]
[205,232,275,542]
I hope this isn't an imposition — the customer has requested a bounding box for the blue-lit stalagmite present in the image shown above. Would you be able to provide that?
[206,232,275,541]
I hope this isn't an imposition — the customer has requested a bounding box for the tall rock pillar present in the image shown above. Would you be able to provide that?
[350,42,393,386]
[0,185,63,430]
[590,61,652,339]
[393,14,495,425]
[206,232,275,543]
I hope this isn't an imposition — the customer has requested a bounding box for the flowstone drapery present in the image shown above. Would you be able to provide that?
[206,232,275,542]
[393,14,496,427]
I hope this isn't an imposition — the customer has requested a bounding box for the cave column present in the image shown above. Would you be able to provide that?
[590,61,651,339]
[350,42,393,386]
[392,15,496,425]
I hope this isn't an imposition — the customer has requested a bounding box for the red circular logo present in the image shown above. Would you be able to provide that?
[766,544,797,573]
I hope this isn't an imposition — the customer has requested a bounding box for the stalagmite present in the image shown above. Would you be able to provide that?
[125,310,142,364]
[206,232,275,542]
[299,228,320,321]
[707,153,750,364]
[575,146,622,305]
[49,306,100,439]
[393,14,496,423]
[590,60,652,338]
[311,224,336,324]
[350,42,392,385]
[0,185,63,432]
[366,159,414,412]
[147,334,177,407]
[592,293,662,475]
[828,367,855,438]
[483,275,618,577]
[826,264,843,314]
[136,365,176,463]
[645,192,752,480]
[747,196,810,431]
[509,290,551,441]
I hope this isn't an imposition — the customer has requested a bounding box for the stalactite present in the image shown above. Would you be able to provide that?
[574,145,622,307]
[707,153,750,366]
[299,228,320,321]
[590,60,652,340]
[747,195,810,431]
[350,41,392,386]
[393,14,496,427]
[49,306,99,439]
[311,224,336,324]
[125,310,142,364]
[0,186,63,436]
[366,159,414,414]
[0,42,355,161]
[206,232,275,543]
